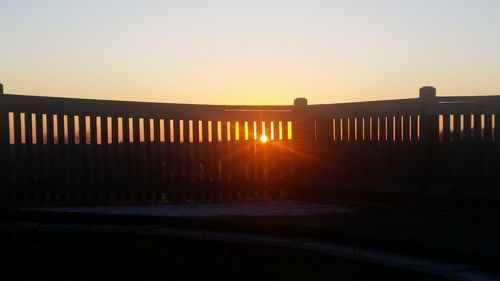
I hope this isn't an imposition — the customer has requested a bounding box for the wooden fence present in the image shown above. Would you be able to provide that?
[1,84,499,204]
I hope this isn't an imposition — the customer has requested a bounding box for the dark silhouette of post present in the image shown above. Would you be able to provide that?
[419,86,438,143]
[292,97,310,152]
[292,97,310,142]
[419,86,438,192]
[291,97,315,188]
[0,83,7,204]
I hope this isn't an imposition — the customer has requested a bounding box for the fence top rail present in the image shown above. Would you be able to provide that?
[1,86,499,119]
[307,98,421,117]
[305,96,500,117]
[0,93,294,121]
[437,95,500,103]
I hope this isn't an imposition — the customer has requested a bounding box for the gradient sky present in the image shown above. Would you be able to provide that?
[1,0,499,105]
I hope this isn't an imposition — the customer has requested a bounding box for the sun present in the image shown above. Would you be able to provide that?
[259,134,269,143]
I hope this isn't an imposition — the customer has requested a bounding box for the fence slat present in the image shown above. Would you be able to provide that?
[24,113,34,184]
[495,113,500,143]
[484,114,492,143]
[143,117,151,185]
[394,115,402,142]
[164,119,173,184]
[192,120,201,184]
[110,117,119,184]
[443,114,450,143]
[473,113,482,142]
[67,115,77,184]
[122,117,131,186]
[151,118,160,185]
[132,117,141,185]
[453,114,461,142]
[463,114,472,142]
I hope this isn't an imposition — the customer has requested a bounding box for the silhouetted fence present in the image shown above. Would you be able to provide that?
[1,84,499,204]
[299,87,500,192]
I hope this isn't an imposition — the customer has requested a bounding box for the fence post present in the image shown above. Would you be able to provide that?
[419,86,439,193]
[291,98,314,191]
[0,83,8,205]
[292,98,310,142]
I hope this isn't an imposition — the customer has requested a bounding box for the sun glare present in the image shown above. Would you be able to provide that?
[259,134,269,143]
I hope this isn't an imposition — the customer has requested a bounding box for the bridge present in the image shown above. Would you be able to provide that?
[1,83,499,205]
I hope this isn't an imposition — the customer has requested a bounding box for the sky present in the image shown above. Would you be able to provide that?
[1,0,499,105]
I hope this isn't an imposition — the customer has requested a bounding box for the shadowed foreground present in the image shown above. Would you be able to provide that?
[1,231,447,281]
[2,201,499,280]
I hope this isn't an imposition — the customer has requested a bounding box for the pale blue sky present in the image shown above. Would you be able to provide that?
[1,0,499,104]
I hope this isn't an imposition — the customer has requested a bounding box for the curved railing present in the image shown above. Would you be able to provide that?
[1,84,499,204]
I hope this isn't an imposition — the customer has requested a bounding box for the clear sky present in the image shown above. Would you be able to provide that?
[1,0,499,105]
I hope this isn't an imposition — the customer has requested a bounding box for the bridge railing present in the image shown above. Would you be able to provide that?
[0,84,499,204]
